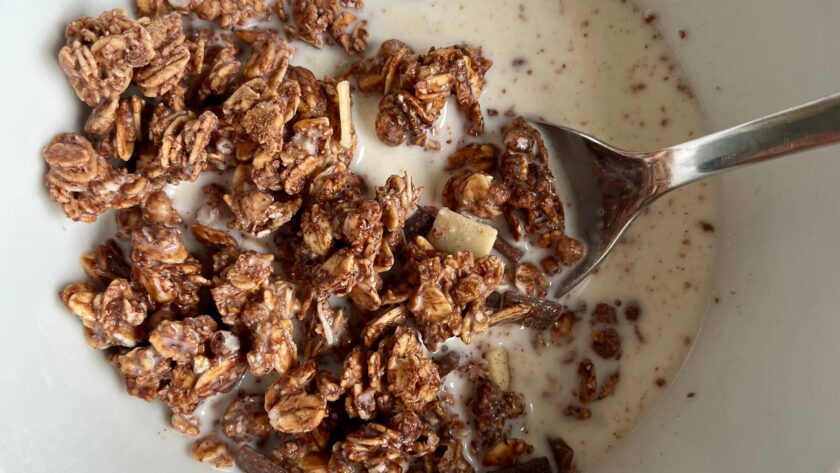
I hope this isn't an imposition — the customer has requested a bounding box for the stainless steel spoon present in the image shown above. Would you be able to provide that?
[544,92,840,298]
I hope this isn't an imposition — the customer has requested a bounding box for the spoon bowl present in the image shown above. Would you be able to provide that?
[541,92,840,297]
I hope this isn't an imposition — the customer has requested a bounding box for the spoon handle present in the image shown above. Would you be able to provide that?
[657,92,840,191]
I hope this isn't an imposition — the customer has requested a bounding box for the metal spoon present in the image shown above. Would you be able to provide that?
[544,92,840,298]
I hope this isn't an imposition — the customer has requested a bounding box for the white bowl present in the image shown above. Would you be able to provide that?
[1,1,839,472]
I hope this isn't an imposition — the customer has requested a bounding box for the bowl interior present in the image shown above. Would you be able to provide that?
[1,0,840,472]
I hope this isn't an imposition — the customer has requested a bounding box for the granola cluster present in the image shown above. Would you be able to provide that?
[437,122,585,295]
[465,363,532,468]
[500,119,585,271]
[44,133,152,223]
[350,40,493,150]
[47,3,598,473]
[402,237,505,348]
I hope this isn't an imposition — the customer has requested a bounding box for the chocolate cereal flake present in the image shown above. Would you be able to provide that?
[548,437,575,473]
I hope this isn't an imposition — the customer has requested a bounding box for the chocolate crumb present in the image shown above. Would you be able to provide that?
[512,57,527,67]
[678,29,687,39]
[644,12,657,23]
[625,304,641,321]
[687,392,696,398]
[676,79,695,98]
[493,237,525,262]
[435,352,462,378]
[548,437,575,473]
[563,405,592,420]
[700,221,715,232]
[485,291,503,310]
[655,377,667,388]
[633,323,645,344]
[236,445,285,473]
[503,291,566,330]
[404,206,438,242]
[596,373,620,400]
[488,108,499,117]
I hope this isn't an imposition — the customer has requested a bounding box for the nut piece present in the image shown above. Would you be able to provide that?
[428,208,498,257]
[483,347,510,391]
[192,435,234,468]
[336,80,354,148]
[493,237,524,263]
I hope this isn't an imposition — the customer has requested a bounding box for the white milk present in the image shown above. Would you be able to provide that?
[293,0,717,470]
